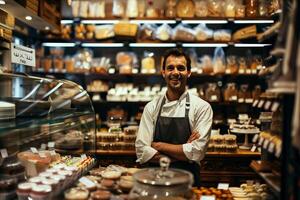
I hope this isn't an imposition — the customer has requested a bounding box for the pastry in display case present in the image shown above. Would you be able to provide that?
[0,73,96,199]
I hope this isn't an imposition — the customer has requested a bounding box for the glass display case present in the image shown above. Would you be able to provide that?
[0,72,96,162]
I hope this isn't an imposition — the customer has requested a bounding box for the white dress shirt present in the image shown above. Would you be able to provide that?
[135,90,213,165]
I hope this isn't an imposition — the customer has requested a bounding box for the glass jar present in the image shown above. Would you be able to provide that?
[236,4,246,18]
[224,83,238,102]
[165,0,176,18]
[224,0,236,18]
[226,56,238,74]
[238,57,248,74]
[205,83,221,102]
[258,0,268,17]
[252,85,262,100]
[245,0,258,17]
[238,84,252,103]
[129,157,193,199]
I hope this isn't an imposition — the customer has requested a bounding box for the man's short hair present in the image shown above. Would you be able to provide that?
[162,48,191,71]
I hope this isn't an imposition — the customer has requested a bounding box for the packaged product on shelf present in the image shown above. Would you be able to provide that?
[268,0,281,15]
[64,56,75,72]
[146,0,160,18]
[155,23,172,41]
[208,0,223,17]
[195,0,208,17]
[226,55,238,74]
[205,83,221,102]
[224,0,236,17]
[114,22,139,37]
[200,55,213,74]
[139,24,157,41]
[90,0,105,18]
[176,0,195,18]
[137,0,146,17]
[42,57,52,73]
[141,51,155,74]
[194,23,214,41]
[238,84,252,103]
[224,83,238,101]
[116,52,137,74]
[213,29,231,42]
[53,57,64,72]
[79,1,89,18]
[251,55,263,72]
[235,3,246,17]
[91,57,110,74]
[172,24,195,42]
[61,25,72,39]
[258,0,269,17]
[233,25,257,41]
[71,1,80,17]
[213,47,226,74]
[238,57,248,74]
[252,85,262,100]
[112,0,125,17]
[186,49,198,73]
[75,24,86,40]
[126,0,138,18]
[245,0,258,17]
[73,49,93,72]
[95,25,115,40]
[86,25,95,39]
[165,0,177,18]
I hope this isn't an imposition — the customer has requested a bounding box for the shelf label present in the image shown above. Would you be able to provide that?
[231,96,238,101]
[48,142,55,148]
[132,68,138,74]
[31,147,38,154]
[264,101,272,110]
[200,195,216,200]
[0,149,8,158]
[211,95,217,101]
[253,100,259,107]
[263,139,270,149]
[40,144,47,150]
[238,69,245,74]
[252,134,259,143]
[251,69,257,74]
[246,69,252,74]
[11,43,36,67]
[258,100,265,108]
[238,98,244,103]
[217,183,229,190]
[79,177,96,188]
[258,137,264,146]
[245,98,253,103]
[271,102,280,112]
[268,142,275,153]
[251,145,257,152]
[108,68,115,74]
[81,154,87,160]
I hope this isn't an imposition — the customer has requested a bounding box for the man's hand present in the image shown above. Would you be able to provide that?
[151,142,162,151]
[187,131,200,143]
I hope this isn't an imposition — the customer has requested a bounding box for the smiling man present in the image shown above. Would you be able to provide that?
[135,48,213,186]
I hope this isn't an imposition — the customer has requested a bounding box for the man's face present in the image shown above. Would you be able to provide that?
[162,55,191,91]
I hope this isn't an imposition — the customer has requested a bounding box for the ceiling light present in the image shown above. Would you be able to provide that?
[0,1,6,5]
[25,16,32,21]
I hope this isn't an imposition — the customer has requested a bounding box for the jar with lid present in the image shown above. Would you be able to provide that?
[238,57,248,74]
[165,0,176,18]
[223,83,238,102]
[238,84,252,103]
[129,157,193,199]
[252,85,262,100]
[226,55,238,74]
[258,0,268,17]
[245,0,258,17]
[205,83,221,102]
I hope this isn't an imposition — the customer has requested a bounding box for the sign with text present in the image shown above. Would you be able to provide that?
[11,43,36,67]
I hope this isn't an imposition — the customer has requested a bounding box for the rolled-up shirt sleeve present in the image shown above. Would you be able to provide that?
[135,103,158,164]
[182,103,213,163]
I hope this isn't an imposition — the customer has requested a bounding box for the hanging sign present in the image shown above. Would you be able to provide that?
[11,43,36,67]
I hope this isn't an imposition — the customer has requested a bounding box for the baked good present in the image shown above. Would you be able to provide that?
[29,184,52,200]
[139,24,157,41]
[114,22,138,37]
[101,179,115,189]
[101,171,121,180]
[119,176,133,192]
[90,190,111,200]
[90,167,106,176]
[156,24,172,41]
[173,24,195,42]
[224,135,237,145]
[64,187,89,200]
[127,168,140,175]
[176,0,195,17]
[95,25,114,40]
[17,182,36,199]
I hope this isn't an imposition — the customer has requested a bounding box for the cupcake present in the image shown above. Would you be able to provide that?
[17,182,36,200]
[64,187,89,200]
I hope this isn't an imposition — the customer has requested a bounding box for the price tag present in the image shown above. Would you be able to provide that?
[31,147,38,154]
[81,154,87,160]
[252,69,257,74]
[238,98,244,103]
[108,68,115,74]
[0,149,8,158]
[263,140,270,149]
[38,152,46,158]
[251,145,257,152]
[211,95,217,101]
[231,96,238,101]
[11,43,36,67]
[245,98,253,103]
[246,69,252,74]
[40,144,47,150]
[79,177,96,188]
[268,142,275,153]
[252,100,259,107]
[271,102,280,112]
[217,183,229,190]
[252,134,259,143]
[264,101,272,110]
[258,100,265,108]
[258,137,264,146]
[200,195,216,200]
[50,150,56,156]
[275,146,282,158]
[238,69,245,74]
[48,142,55,148]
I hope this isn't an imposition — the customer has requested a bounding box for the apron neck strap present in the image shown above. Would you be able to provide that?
[158,92,190,117]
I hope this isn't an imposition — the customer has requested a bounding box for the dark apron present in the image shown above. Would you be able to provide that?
[151,93,201,187]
